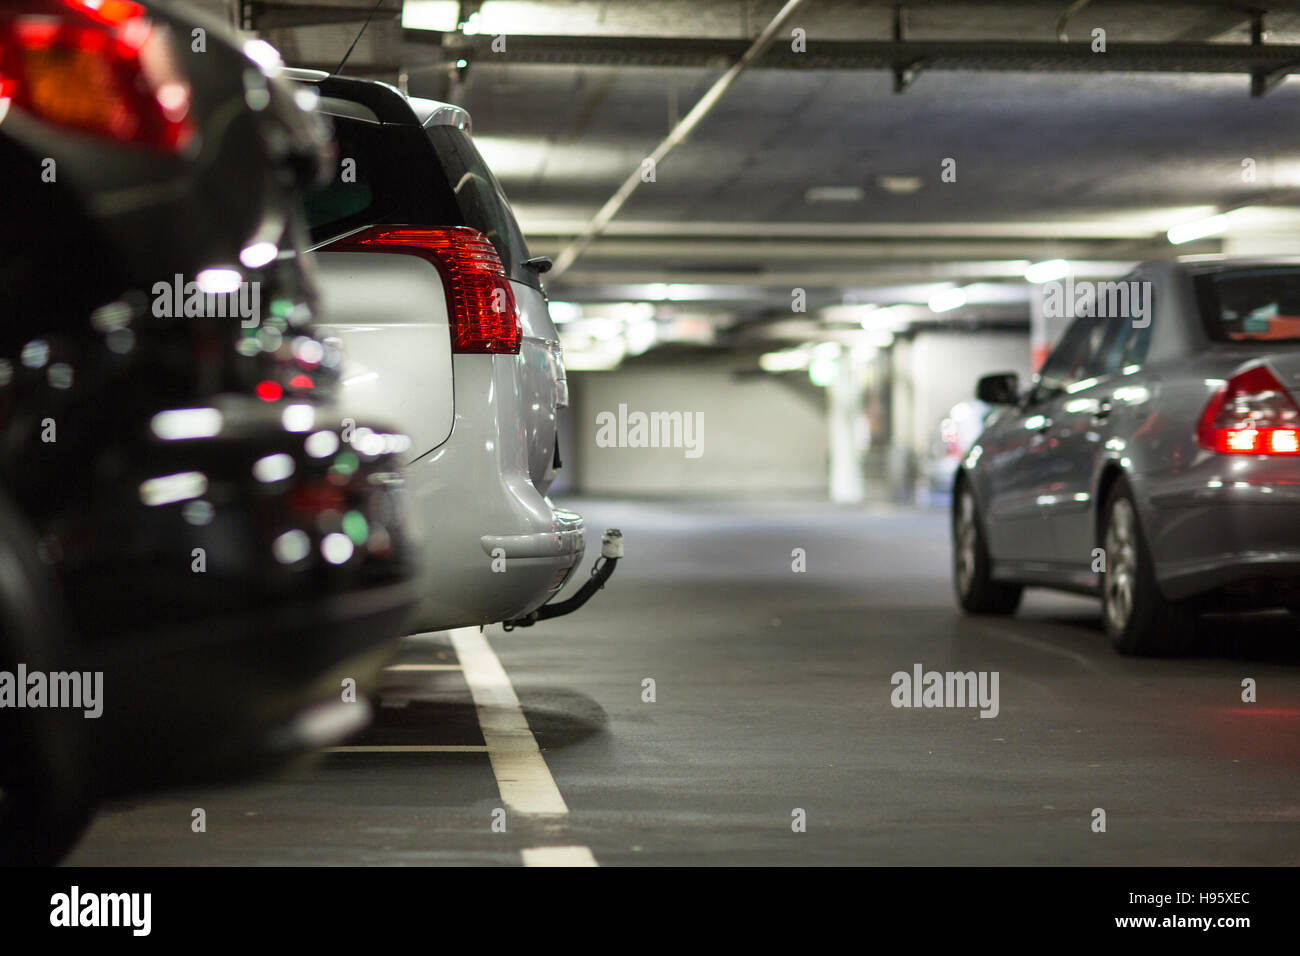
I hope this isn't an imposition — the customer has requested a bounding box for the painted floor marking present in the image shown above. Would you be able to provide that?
[448,626,598,867]
[521,846,598,867]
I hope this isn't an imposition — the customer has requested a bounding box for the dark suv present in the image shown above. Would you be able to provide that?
[0,1,418,862]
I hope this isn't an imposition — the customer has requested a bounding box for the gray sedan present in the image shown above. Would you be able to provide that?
[953,259,1300,654]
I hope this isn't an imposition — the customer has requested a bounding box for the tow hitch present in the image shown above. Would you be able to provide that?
[503,529,622,630]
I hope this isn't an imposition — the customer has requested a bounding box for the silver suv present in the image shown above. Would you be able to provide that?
[291,71,592,630]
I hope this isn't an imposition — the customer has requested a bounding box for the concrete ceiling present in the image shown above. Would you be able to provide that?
[233,0,1300,344]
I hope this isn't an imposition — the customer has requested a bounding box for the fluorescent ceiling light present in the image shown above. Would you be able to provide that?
[928,287,968,313]
[805,185,865,203]
[876,175,923,195]
[1024,259,1070,283]
[1167,213,1228,245]
[809,356,837,387]
[624,317,658,356]
[402,1,459,31]
[818,304,904,331]
[759,348,811,373]
[548,301,582,324]
[861,306,898,330]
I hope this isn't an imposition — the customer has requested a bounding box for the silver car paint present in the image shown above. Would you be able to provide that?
[513,278,566,494]
[316,253,583,630]
[963,259,1300,603]
[314,251,455,458]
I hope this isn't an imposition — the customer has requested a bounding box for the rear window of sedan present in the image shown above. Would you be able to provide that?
[1196,269,1300,343]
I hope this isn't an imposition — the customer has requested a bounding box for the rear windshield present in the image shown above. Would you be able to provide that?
[304,114,537,288]
[303,114,458,244]
[1195,269,1300,343]
[427,125,536,287]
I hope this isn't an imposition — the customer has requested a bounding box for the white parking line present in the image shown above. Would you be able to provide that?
[448,627,568,815]
[521,846,598,867]
[448,626,598,867]
[385,664,464,672]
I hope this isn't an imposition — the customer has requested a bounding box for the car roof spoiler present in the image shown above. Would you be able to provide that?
[282,68,471,132]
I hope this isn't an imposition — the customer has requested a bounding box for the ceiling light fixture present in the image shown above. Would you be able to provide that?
[805,185,865,203]
[1024,259,1070,283]
[928,287,968,313]
[876,175,923,195]
[1167,214,1229,245]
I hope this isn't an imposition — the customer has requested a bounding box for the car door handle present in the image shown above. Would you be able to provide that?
[1092,401,1112,423]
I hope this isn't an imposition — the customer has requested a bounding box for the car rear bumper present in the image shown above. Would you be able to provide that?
[1141,471,1300,600]
[406,500,586,629]
[404,354,586,629]
[480,507,585,559]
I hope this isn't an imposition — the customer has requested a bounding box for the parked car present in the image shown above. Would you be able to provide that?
[0,0,417,863]
[920,399,989,501]
[953,259,1300,654]
[288,70,618,631]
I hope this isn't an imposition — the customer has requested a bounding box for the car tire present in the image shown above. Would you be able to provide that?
[0,490,96,865]
[953,482,1023,615]
[0,786,95,866]
[1100,481,1196,655]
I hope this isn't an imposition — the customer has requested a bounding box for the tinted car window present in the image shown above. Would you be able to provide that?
[1123,322,1152,366]
[1195,269,1300,343]
[427,126,535,287]
[1097,311,1152,375]
[304,115,458,244]
[1037,315,1108,396]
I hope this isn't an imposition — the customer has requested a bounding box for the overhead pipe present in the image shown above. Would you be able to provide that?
[548,0,810,278]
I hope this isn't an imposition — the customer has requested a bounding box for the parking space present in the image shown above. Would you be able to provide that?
[6,0,1300,885]
[67,498,1300,867]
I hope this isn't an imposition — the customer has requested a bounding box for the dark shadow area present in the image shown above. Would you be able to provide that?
[514,687,611,750]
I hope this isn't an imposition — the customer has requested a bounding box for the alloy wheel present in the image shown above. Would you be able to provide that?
[955,488,978,599]
[1103,498,1138,634]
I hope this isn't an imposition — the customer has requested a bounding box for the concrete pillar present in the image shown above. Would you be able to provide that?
[828,347,869,504]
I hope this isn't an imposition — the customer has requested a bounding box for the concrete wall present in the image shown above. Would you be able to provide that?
[563,359,828,497]
[889,329,1031,491]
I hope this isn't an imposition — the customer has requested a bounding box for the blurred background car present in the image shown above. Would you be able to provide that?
[0,0,418,863]
[288,70,614,631]
[953,259,1300,654]
[918,398,989,504]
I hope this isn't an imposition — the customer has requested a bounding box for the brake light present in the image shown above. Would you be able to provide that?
[0,1,192,151]
[324,226,521,354]
[1197,364,1300,455]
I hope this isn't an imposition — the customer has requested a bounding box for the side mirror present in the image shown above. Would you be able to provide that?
[976,372,1020,405]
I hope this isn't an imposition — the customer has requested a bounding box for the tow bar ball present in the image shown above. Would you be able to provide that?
[600,528,623,559]
[503,529,622,629]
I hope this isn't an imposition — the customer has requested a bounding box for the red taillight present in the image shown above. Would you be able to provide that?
[324,226,522,354]
[0,2,191,151]
[1198,364,1300,455]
